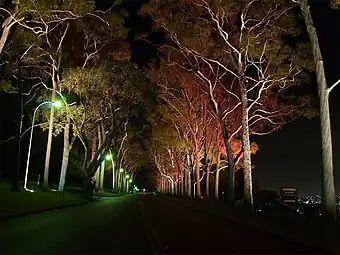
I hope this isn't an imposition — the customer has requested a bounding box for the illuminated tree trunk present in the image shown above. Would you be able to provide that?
[208,95,235,202]
[240,84,254,209]
[95,126,102,191]
[117,171,121,192]
[181,173,184,196]
[205,165,210,199]
[186,153,192,198]
[43,71,57,190]
[58,116,71,191]
[193,135,201,198]
[99,160,105,192]
[171,180,174,195]
[215,151,221,200]
[298,0,336,221]
[111,159,115,191]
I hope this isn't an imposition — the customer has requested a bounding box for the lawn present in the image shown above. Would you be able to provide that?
[0,185,91,217]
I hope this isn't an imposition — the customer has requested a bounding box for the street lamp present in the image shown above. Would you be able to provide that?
[105,154,112,161]
[119,168,124,173]
[126,174,130,179]
[24,101,63,191]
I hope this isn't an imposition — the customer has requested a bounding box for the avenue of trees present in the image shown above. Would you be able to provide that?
[0,0,338,221]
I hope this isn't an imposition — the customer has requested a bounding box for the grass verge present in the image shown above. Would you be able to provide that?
[0,188,89,217]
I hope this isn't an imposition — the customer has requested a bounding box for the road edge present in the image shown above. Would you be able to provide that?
[0,198,99,220]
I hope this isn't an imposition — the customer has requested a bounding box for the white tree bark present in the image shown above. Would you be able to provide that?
[99,160,105,191]
[240,85,254,208]
[58,116,71,191]
[214,151,221,200]
[43,70,57,190]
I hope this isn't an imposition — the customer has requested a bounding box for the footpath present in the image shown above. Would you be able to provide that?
[166,196,338,254]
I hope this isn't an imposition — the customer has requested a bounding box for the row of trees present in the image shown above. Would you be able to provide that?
[141,0,339,221]
[143,0,313,206]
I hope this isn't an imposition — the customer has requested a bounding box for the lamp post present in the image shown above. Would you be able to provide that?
[24,101,63,190]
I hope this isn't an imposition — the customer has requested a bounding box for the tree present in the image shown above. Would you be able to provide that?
[61,61,157,197]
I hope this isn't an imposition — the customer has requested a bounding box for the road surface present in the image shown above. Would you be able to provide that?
[0,195,329,254]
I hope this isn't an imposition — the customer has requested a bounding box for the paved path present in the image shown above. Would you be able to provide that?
[0,195,329,254]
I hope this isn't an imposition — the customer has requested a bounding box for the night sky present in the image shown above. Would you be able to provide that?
[253,2,340,196]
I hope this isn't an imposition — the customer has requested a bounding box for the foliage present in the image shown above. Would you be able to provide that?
[142,0,315,135]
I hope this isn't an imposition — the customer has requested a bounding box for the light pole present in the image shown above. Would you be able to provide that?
[24,101,62,191]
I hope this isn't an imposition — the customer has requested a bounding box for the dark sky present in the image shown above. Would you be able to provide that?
[253,2,340,196]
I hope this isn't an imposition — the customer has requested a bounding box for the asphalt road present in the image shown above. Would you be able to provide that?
[0,195,329,254]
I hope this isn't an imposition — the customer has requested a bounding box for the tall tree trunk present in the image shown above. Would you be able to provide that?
[193,136,201,198]
[240,85,254,209]
[186,153,192,198]
[298,0,336,222]
[58,116,71,191]
[122,171,126,193]
[205,165,210,199]
[181,172,184,196]
[118,170,122,192]
[95,126,102,190]
[99,160,105,191]
[91,138,96,160]
[215,151,221,200]
[111,156,115,191]
[209,95,235,202]
[43,71,57,190]
[174,180,177,196]
[83,176,94,198]
[170,179,174,195]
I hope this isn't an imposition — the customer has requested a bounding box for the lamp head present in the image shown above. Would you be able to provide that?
[53,101,63,108]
